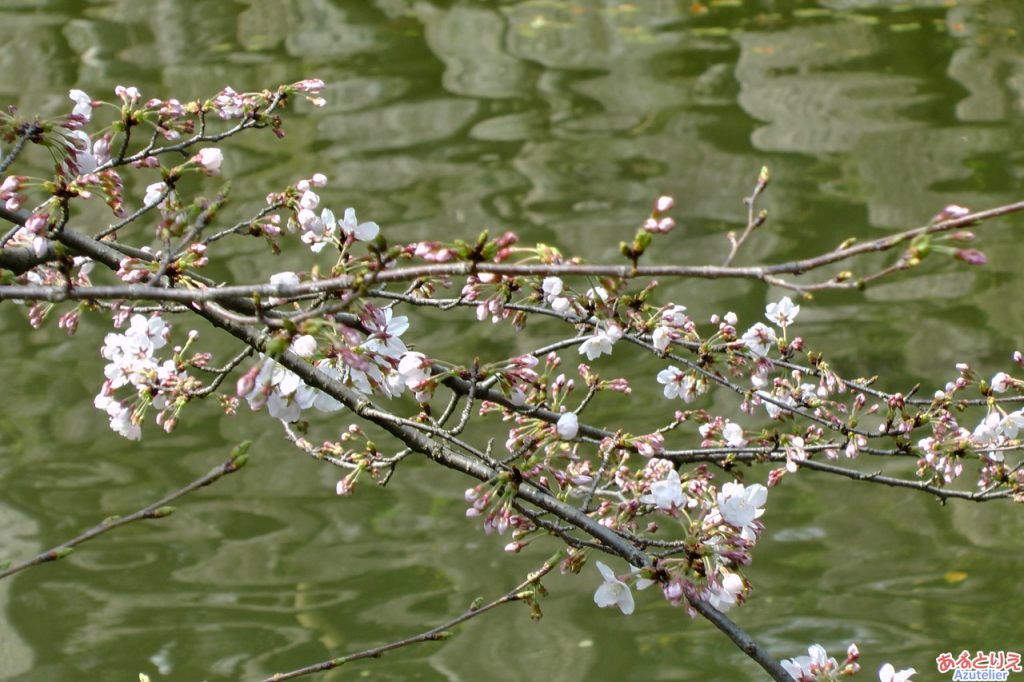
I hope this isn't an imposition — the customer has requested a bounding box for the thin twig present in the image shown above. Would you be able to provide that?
[723,166,769,267]
[0,443,251,580]
[261,554,562,682]
[7,199,1024,303]
[191,347,253,397]
[0,130,29,176]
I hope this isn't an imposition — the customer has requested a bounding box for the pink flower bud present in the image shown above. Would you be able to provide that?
[25,212,48,235]
[236,366,259,397]
[954,248,987,266]
[0,175,21,193]
[655,195,674,213]
[294,78,326,94]
[115,84,141,104]
[931,204,970,223]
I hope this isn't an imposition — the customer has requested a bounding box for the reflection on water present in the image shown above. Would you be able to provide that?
[2,0,1024,680]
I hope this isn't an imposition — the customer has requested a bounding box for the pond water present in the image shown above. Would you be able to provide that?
[1,1,1023,680]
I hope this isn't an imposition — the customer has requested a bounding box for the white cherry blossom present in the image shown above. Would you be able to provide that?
[639,467,684,510]
[551,297,571,313]
[69,89,93,120]
[661,304,688,326]
[722,421,747,448]
[782,644,838,681]
[991,372,1013,393]
[143,182,168,207]
[542,276,571,312]
[556,412,579,440]
[878,663,916,682]
[291,335,317,357]
[593,561,634,615]
[765,296,800,328]
[717,481,767,539]
[103,399,141,440]
[398,351,431,389]
[299,207,337,252]
[363,307,409,359]
[65,131,98,175]
[579,330,615,360]
[742,322,777,357]
[340,207,379,241]
[1000,409,1024,439]
[193,147,223,175]
[652,325,672,352]
[656,366,700,402]
[542,276,563,297]
[245,357,344,423]
[705,571,744,612]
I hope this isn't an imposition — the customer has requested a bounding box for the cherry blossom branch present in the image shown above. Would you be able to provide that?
[689,596,791,681]
[374,289,1024,410]
[657,447,1016,501]
[201,201,286,246]
[261,554,561,682]
[96,89,288,174]
[5,199,1023,302]
[420,330,1020,504]
[193,303,653,566]
[793,458,1015,501]
[5,82,1019,682]
[0,442,250,580]
[139,253,1013,511]
[192,314,852,680]
[190,347,254,397]
[93,186,170,239]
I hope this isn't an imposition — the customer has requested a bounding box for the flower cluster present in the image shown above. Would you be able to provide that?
[240,356,343,422]
[779,643,913,681]
[651,303,697,352]
[586,471,768,616]
[292,178,379,253]
[94,315,202,439]
[238,302,413,423]
[781,644,858,680]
